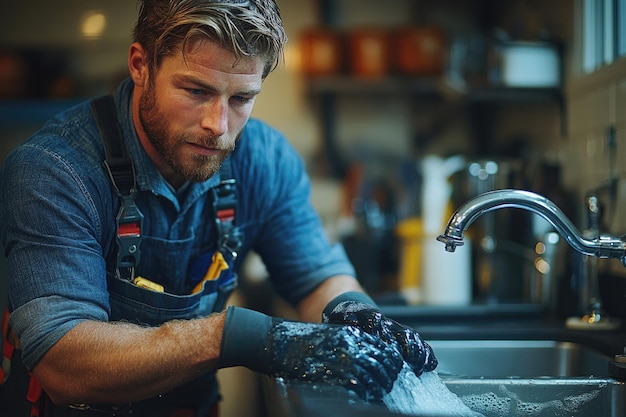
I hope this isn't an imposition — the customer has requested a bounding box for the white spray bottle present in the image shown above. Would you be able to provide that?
[420,155,472,305]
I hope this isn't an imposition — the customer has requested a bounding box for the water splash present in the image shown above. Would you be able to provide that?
[383,365,484,416]
[384,365,603,417]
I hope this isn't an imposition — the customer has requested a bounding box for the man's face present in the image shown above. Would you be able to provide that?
[135,38,264,187]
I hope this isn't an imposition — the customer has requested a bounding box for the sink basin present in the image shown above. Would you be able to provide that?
[442,375,623,417]
[429,339,610,377]
[428,339,625,417]
[266,339,626,417]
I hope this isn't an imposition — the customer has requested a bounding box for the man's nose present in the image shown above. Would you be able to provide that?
[200,98,228,137]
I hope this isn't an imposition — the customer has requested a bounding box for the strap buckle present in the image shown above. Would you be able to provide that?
[115,192,144,280]
[212,178,242,260]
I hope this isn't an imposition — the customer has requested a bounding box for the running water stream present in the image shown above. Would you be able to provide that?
[383,365,484,416]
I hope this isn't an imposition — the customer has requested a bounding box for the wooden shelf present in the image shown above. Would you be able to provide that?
[306,75,444,97]
[467,86,563,103]
[306,75,562,104]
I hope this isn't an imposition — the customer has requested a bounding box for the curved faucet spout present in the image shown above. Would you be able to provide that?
[437,189,626,265]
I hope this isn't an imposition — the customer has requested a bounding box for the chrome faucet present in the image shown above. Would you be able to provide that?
[437,189,626,265]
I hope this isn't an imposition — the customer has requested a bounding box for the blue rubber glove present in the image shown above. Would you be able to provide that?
[322,292,438,376]
[219,306,404,402]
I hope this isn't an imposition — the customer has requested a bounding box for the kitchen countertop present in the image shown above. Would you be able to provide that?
[380,303,626,357]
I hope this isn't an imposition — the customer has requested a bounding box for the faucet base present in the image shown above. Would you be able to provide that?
[565,315,622,331]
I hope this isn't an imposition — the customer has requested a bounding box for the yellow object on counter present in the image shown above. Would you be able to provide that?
[395,217,423,303]
[395,202,462,305]
[192,251,229,294]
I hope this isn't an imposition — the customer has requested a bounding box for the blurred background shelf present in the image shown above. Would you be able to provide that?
[307,75,563,103]
[0,99,84,127]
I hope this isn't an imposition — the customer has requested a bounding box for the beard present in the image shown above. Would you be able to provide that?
[138,82,236,183]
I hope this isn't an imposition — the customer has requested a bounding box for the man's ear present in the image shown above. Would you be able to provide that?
[128,42,149,88]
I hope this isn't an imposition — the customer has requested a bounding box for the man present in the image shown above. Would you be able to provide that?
[0,1,437,416]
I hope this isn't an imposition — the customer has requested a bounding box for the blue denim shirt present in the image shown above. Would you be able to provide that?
[0,78,354,370]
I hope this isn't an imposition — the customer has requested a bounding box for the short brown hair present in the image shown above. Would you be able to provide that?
[133,0,287,78]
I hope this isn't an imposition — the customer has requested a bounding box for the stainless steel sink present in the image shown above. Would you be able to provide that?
[266,339,626,417]
[428,339,626,417]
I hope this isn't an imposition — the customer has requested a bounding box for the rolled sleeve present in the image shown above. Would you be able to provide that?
[11,296,108,369]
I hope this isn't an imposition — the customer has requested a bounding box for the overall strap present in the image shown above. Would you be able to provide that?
[209,157,242,311]
[90,95,144,281]
[212,157,242,260]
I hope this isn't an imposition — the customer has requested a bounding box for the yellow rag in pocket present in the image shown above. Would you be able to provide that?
[192,251,229,294]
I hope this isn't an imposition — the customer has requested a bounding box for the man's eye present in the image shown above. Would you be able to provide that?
[232,96,250,104]
[188,89,205,96]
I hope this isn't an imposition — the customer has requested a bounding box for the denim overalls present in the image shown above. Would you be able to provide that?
[95,95,241,416]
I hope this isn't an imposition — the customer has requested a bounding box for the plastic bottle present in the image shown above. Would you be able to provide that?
[420,155,472,305]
